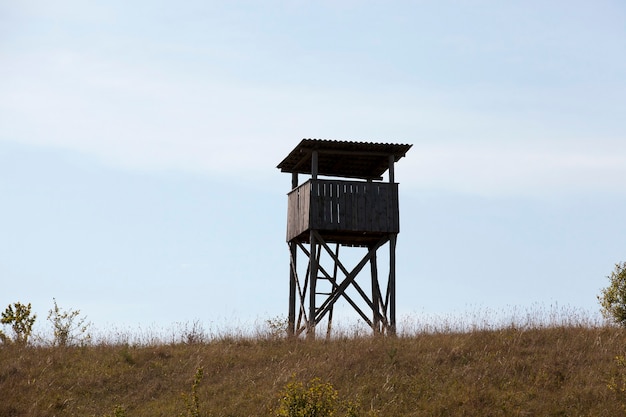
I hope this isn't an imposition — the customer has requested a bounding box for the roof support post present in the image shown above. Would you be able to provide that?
[388,154,395,183]
[292,172,298,189]
[311,150,318,180]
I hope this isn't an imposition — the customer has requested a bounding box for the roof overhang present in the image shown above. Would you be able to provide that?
[277,139,412,180]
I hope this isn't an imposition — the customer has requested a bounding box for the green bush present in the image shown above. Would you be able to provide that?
[598,262,626,326]
[275,377,359,417]
[0,302,36,345]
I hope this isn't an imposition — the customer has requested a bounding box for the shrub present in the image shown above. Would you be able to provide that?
[598,262,626,327]
[275,377,359,417]
[47,298,91,346]
[0,302,36,345]
[180,367,204,417]
[264,315,289,339]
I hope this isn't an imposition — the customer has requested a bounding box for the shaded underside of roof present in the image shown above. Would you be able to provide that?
[277,139,412,179]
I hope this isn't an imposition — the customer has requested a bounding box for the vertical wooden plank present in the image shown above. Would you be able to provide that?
[326,181,333,228]
[366,183,372,231]
[321,181,327,230]
[357,183,367,231]
[325,181,331,227]
[287,186,301,241]
[344,183,352,231]
[302,181,311,235]
[369,184,377,232]
[331,182,341,230]
[286,190,292,241]
[366,182,375,231]
[310,180,320,230]
[333,182,340,229]
[345,183,352,231]
[338,182,346,230]
[391,183,399,233]
[378,184,389,232]
[320,181,327,228]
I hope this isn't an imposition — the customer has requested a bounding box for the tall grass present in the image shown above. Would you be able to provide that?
[1,306,624,416]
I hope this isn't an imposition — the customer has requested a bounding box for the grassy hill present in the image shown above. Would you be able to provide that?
[2,323,626,416]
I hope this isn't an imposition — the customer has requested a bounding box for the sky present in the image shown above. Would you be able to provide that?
[1,1,625,335]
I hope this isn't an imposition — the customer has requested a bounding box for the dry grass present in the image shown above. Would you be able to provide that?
[2,322,626,416]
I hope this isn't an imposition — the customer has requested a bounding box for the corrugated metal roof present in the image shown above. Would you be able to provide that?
[277,139,412,179]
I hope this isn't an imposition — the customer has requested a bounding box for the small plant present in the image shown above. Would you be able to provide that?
[178,320,207,344]
[105,405,127,417]
[0,302,37,345]
[181,367,204,417]
[47,298,91,346]
[265,315,289,339]
[598,262,626,327]
[275,377,360,417]
[608,355,626,410]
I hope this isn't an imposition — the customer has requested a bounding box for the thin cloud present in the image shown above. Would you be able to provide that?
[406,143,626,196]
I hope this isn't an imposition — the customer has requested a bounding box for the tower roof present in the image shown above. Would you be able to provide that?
[277,139,412,179]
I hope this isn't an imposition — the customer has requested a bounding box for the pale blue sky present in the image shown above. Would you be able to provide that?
[1,1,625,333]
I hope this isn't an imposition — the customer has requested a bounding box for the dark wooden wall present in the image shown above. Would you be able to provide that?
[287,179,399,242]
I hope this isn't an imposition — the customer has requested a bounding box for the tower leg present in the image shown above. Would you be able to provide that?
[288,241,297,337]
[389,234,397,336]
[308,231,318,339]
[370,245,380,334]
[326,243,339,340]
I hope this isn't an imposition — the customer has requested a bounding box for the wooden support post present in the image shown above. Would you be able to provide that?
[308,230,318,339]
[326,243,339,339]
[389,155,398,335]
[288,242,297,337]
[389,234,397,336]
[370,245,380,334]
[311,150,318,180]
[292,172,299,189]
[288,173,299,338]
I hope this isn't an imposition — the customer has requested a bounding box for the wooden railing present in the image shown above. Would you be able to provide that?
[287,179,399,242]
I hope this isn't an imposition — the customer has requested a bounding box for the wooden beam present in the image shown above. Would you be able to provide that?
[291,172,298,189]
[311,150,318,180]
[370,245,380,334]
[301,148,403,158]
[389,234,397,336]
[288,243,297,337]
[308,230,318,339]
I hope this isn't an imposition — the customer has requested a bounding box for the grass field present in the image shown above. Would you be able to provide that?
[2,309,626,416]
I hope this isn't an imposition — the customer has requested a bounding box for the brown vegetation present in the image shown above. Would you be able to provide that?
[2,325,626,416]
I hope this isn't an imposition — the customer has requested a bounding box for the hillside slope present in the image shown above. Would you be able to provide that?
[2,326,625,416]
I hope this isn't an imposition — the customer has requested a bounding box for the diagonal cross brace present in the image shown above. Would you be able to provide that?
[313,231,390,327]
[295,241,370,326]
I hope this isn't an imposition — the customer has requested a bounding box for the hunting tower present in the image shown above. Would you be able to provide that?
[277,139,412,338]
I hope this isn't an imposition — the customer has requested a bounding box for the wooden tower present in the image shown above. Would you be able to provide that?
[277,139,412,338]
